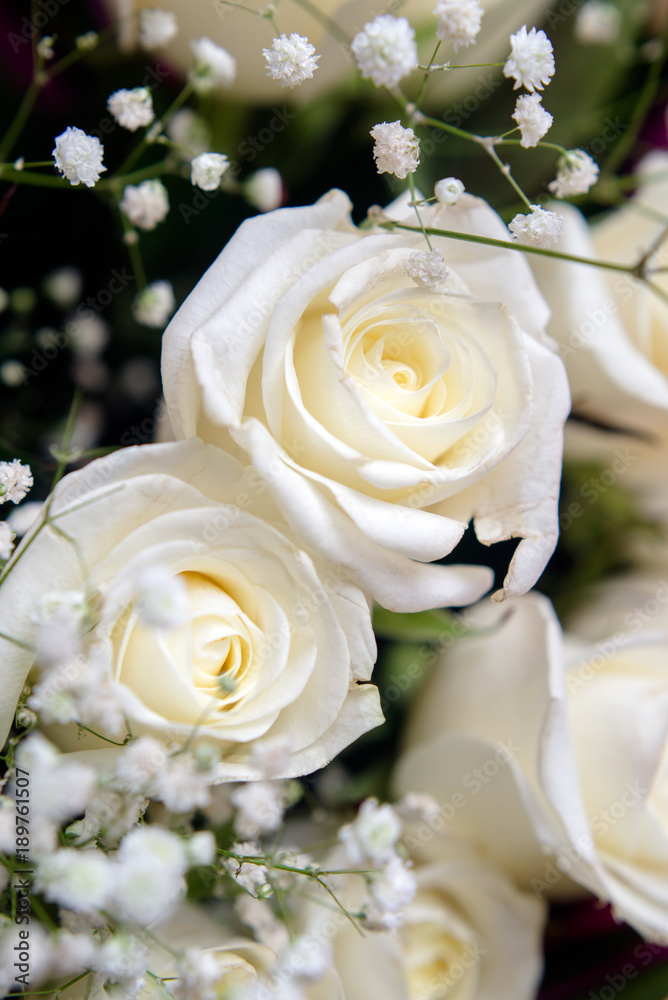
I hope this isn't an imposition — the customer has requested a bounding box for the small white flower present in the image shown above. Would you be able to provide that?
[65,313,109,357]
[94,933,149,981]
[107,88,155,132]
[433,0,483,51]
[251,735,294,778]
[434,176,465,205]
[52,127,106,187]
[368,855,417,913]
[120,179,169,231]
[37,36,55,60]
[575,1,622,45]
[231,781,287,839]
[190,37,236,92]
[132,281,175,328]
[139,9,178,50]
[504,25,555,92]
[512,92,553,147]
[396,791,441,824]
[135,564,188,628]
[0,459,32,504]
[262,33,320,89]
[173,949,225,1000]
[113,735,169,793]
[405,249,449,290]
[154,754,211,813]
[339,798,402,866]
[509,205,564,247]
[223,841,273,896]
[370,121,420,179]
[185,830,216,867]
[75,31,98,51]
[548,149,600,197]
[352,15,418,89]
[244,168,283,213]
[276,937,333,983]
[31,589,87,667]
[190,152,230,191]
[0,522,15,561]
[167,108,210,157]
[36,848,112,913]
[113,826,187,925]
[43,266,83,308]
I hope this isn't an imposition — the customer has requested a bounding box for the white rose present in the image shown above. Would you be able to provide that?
[529,152,668,522]
[396,588,668,940]
[0,439,382,776]
[300,845,545,1000]
[110,0,552,104]
[162,189,570,611]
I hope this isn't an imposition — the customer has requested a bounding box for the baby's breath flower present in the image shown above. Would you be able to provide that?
[368,855,417,913]
[52,127,106,187]
[504,25,555,92]
[43,266,82,308]
[575,1,622,45]
[352,15,418,89]
[434,175,465,204]
[512,92,553,147]
[223,842,273,897]
[37,36,55,60]
[262,33,320,88]
[167,108,210,157]
[139,8,178,50]
[135,564,188,628]
[405,249,449,290]
[339,798,402,866]
[107,88,155,132]
[132,281,175,328]
[244,168,283,212]
[190,152,230,191]
[0,522,14,561]
[190,37,236,92]
[548,149,599,197]
[433,0,483,51]
[370,121,420,179]
[75,31,98,51]
[120,180,169,231]
[0,458,33,504]
[509,205,563,247]
[231,781,287,838]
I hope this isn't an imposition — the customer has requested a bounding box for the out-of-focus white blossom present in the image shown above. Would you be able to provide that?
[135,563,188,629]
[339,798,402,866]
[231,781,287,839]
[36,848,112,913]
[190,37,236,92]
[132,281,175,328]
[139,8,178,49]
[575,1,622,44]
[433,0,483,51]
[107,88,155,131]
[43,266,82,308]
[120,180,169,231]
[244,168,283,213]
[0,522,14,561]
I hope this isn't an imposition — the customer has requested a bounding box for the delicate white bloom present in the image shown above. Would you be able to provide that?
[167,108,210,157]
[504,25,555,92]
[113,736,168,793]
[339,798,402,866]
[575,1,622,45]
[223,841,273,896]
[433,0,483,51]
[132,280,175,327]
[368,855,417,913]
[548,149,599,197]
[190,37,236,92]
[231,781,287,838]
[53,127,106,187]
[107,88,155,132]
[31,589,87,667]
[405,249,449,290]
[262,34,320,89]
[155,753,212,813]
[185,830,216,867]
[139,8,178,50]
[37,36,55,60]
[0,360,25,386]
[94,932,149,981]
[120,179,169,231]
[352,15,418,89]
[36,848,112,913]
[277,937,332,983]
[251,735,294,778]
[43,266,82,308]
[363,905,404,931]
[513,92,553,147]
[244,168,283,213]
[113,826,187,925]
[0,796,15,852]
[0,522,14,561]
[190,152,230,191]
[434,175,465,204]
[48,931,99,977]
[17,734,97,823]
[370,121,420,179]
[509,205,563,247]
[0,458,33,504]
[65,313,109,357]
[172,949,225,1000]
[135,563,188,628]
[396,791,443,824]
[7,501,41,537]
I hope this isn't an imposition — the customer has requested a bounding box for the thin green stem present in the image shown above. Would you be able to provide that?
[485,143,533,210]
[604,51,665,175]
[411,111,474,144]
[449,61,505,69]
[289,0,351,45]
[414,40,441,111]
[408,175,432,249]
[0,168,70,189]
[0,631,33,651]
[0,80,42,164]
[496,138,569,157]
[116,81,195,176]
[119,217,147,291]
[51,388,84,490]
[378,220,640,274]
